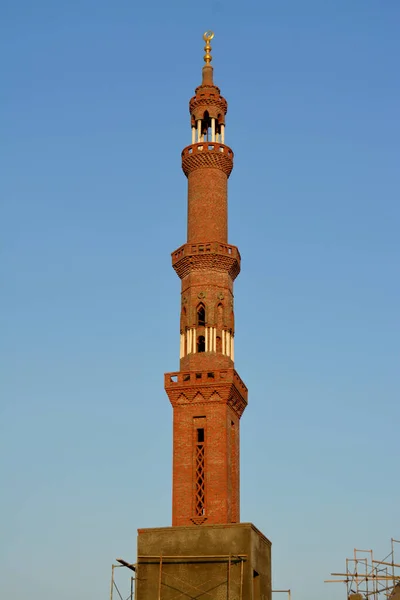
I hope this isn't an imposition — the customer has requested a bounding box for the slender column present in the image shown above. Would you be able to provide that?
[226,331,230,357]
[205,327,209,352]
[231,336,234,361]
[221,124,225,144]
[222,330,225,355]
[188,329,192,354]
[197,120,201,142]
[211,118,216,142]
[192,328,196,353]
[191,127,195,144]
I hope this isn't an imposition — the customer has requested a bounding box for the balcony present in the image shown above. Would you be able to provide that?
[172,241,241,267]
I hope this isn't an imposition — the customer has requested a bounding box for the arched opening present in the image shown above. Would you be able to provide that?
[197,336,205,353]
[197,304,206,326]
[203,110,210,141]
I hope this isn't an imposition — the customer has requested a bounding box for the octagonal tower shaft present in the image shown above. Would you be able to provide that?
[165,39,247,527]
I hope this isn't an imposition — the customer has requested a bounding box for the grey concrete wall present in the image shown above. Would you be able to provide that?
[136,523,271,600]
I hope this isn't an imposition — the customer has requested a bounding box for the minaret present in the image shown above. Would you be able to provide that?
[165,31,248,527]
[134,34,271,600]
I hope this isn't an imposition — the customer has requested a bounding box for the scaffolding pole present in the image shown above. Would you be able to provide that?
[110,562,136,600]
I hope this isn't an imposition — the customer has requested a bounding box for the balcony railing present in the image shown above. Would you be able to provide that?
[172,241,240,265]
[165,369,248,396]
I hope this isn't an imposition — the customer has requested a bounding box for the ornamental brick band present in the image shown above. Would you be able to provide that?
[165,368,248,419]
[189,93,228,121]
[172,241,241,263]
[182,143,234,177]
[173,252,240,281]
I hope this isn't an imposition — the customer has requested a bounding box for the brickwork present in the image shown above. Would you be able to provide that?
[165,371,245,526]
[182,143,233,178]
[165,60,247,526]
[189,89,227,122]
[187,167,229,243]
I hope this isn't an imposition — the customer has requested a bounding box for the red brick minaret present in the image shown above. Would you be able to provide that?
[134,35,271,599]
[165,31,248,527]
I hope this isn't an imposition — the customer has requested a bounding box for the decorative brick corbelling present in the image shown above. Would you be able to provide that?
[165,369,248,419]
[189,93,228,121]
[173,253,240,281]
[193,83,222,97]
[173,241,240,265]
[182,143,233,178]
[190,516,207,525]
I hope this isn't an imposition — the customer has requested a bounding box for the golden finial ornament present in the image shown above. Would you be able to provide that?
[203,30,214,64]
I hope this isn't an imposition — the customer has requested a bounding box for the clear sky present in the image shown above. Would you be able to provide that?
[1,1,399,599]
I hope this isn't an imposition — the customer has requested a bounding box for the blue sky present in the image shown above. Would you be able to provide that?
[1,1,399,599]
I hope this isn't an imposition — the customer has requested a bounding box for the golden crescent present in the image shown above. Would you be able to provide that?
[203,31,215,42]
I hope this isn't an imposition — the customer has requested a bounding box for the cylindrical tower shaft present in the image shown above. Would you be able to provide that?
[187,167,228,243]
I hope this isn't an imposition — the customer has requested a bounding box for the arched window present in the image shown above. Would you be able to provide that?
[197,304,206,326]
[197,336,205,353]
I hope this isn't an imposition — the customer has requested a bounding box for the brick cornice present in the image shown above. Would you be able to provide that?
[189,92,228,121]
[171,241,240,280]
[182,143,233,178]
[165,368,248,419]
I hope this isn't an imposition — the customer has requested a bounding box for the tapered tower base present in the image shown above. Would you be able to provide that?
[136,523,271,600]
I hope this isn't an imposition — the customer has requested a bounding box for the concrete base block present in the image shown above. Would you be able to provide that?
[136,522,271,600]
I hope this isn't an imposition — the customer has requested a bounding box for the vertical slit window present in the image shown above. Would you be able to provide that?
[195,428,205,516]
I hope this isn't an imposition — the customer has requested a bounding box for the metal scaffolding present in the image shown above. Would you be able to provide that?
[325,538,400,600]
[272,589,291,600]
[112,554,247,600]
[110,560,136,600]
[111,557,289,600]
